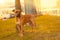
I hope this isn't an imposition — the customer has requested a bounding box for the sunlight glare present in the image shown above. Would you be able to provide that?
[10,0,15,2]
[0,0,5,4]
[41,0,57,8]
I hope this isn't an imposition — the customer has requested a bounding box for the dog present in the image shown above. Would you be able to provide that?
[13,9,36,36]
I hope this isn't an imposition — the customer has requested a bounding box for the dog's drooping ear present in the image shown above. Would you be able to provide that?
[12,9,15,12]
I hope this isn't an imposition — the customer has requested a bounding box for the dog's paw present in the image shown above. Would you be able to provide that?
[18,33,23,37]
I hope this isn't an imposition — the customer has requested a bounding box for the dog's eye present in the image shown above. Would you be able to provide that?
[15,11,18,13]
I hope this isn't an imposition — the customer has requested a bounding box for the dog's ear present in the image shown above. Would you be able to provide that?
[12,9,15,12]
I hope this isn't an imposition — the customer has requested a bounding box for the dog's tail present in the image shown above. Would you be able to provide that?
[34,13,37,17]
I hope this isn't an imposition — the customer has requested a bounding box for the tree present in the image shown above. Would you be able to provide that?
[15,0,21,10]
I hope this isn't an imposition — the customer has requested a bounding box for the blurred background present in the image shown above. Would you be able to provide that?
[0,0,60,20]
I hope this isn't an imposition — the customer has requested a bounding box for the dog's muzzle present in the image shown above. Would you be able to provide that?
[16,13,20,18]
[15,11,20,18]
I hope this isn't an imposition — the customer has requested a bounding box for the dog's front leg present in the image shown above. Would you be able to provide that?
[19,21,24,37]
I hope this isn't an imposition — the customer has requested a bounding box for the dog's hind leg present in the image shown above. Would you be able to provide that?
[29,19,36,32]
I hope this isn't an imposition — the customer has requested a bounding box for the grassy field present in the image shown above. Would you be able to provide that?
[0,15,60,40]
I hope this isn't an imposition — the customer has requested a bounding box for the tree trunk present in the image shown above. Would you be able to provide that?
[15,0,21,10]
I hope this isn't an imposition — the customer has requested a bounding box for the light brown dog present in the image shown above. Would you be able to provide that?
[13,10,36,36]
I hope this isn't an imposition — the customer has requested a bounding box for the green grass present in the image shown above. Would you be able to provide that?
[0,18,16,38]
[0,15,60,40]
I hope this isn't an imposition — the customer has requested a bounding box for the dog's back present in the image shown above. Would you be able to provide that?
[20,14,35,24]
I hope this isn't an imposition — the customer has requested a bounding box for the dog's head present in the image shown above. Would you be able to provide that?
[12,9,21,18]
[12,9,21,13]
